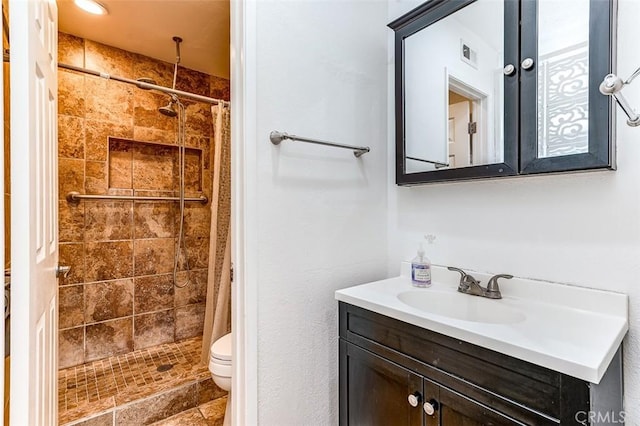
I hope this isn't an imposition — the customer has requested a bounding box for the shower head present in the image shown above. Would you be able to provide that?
[159,99,178,118]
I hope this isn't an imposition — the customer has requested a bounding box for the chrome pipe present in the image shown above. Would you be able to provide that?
[58,62,229,108]
[269,130,370,158]
[66,191,208,204]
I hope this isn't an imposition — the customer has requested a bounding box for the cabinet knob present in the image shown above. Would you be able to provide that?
[521,57,535,70]
[503,64,516,76]
[407,391,421,407]
[423,399,439,416]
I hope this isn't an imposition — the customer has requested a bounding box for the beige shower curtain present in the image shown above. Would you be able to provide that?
[201,103,232,364]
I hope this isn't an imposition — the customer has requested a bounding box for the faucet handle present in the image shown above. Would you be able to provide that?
[447,266,468,280]
[447,267,479,291]
[486,274,513,299]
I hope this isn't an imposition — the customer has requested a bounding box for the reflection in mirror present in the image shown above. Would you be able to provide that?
[537,0,589,158]
[403,0,504,173]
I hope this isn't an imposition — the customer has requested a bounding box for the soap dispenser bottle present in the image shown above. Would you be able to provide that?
[411,244,431,287]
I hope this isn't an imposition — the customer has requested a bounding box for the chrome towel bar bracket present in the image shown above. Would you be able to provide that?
[269,130,370,158]
[600,67,640,127]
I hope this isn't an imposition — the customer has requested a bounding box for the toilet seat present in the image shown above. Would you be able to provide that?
[211,333,232,362]
[209,333,232,378]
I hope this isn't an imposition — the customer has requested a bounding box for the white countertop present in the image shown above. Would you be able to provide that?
[335,264,628,384]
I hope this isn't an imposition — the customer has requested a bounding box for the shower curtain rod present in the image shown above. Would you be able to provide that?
[58,62,230,108]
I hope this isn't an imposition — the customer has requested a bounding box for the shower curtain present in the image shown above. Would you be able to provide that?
[201,103,232,364]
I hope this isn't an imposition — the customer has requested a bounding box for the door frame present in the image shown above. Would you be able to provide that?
[230,0,258,424]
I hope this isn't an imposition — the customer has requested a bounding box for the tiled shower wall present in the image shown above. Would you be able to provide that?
[57,32,230,369]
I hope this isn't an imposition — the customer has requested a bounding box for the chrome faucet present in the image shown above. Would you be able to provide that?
[447,267,513,299]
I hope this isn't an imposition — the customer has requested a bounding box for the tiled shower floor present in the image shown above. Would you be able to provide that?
[58,336,226,425]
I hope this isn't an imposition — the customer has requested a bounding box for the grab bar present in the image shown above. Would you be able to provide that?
[269,130,370,158]
[66,191,208,204]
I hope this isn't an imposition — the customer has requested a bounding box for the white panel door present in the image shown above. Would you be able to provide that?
[9,0,58,425]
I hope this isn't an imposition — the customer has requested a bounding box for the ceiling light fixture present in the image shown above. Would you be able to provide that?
[74,0,108,15]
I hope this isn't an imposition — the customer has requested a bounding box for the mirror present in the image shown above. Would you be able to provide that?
[536,0,590,159]
[403,0,504,173]
[390,0,614,185]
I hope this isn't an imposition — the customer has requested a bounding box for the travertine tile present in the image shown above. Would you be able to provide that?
[59,71,85,117]
[85,40,135,79]
[84,279,134,323]
[85,161,108,195]
[85,318,133,362]
[133,90,177,132]
[85,120,133,162]
[108,139,134,189]
[59,398,115,426]
[59,242,85,285]
[183,149,203,192]
[84,77,134,124]
[133,310,175,350]
[134,274,174,313]
[134,202,174,239]
[151,408,208,426]
[175,304,205,340]
[59,327,84,369]
[174,270,207,308]
[84,201,133,241]
[134,238,174,276]
[209,76,230,102]
[198,396,227,426]
[132,143,176,191]
[60,285,85,329]
[182,204,210,238]
[132,126,177,145]
[182,237,209,270]
[85,241,133,282]
[185,102,212,137]
[186,136,210,170]
[66,411,114,426]
[133,54,174,88]
[59,115,85,159]
[58,32,84,67]
[115,383,197,425]
[196,378,226,405]
[59,200,85,243]
[175,67,210,97]
[59,158,85,200]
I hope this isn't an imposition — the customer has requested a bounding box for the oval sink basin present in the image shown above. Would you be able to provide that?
[397,290,526,324]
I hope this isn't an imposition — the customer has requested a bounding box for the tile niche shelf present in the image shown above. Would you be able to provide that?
[108,137,204,194]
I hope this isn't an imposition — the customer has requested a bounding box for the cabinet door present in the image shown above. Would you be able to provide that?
[519,0,615,173]
[340,341,424,426]
[423,379,522,426]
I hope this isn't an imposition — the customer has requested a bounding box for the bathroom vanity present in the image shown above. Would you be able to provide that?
[336,266,628,425]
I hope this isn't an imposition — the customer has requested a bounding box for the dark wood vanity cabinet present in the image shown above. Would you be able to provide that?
[338,302,616,425]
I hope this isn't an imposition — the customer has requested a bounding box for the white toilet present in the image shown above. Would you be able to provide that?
[209,333,232,425]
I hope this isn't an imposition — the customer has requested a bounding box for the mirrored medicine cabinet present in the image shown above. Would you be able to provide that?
[389,0,615,185]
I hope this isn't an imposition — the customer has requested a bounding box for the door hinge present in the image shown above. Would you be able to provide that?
[230,263,234,283]
[468,122,477,135]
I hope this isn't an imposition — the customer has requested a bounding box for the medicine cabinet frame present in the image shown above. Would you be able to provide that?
[389,0,616,186]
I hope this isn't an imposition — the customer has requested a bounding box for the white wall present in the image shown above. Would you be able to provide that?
[388,0,640,422]
[248,1,389,424]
